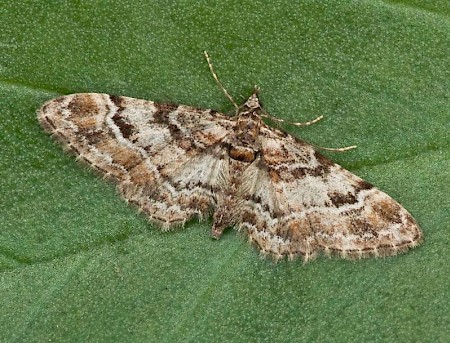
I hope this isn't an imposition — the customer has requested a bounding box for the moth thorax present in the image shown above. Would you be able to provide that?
[235,114,260,142]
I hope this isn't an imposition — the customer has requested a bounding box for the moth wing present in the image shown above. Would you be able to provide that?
[239,126,422,262]
[38,93,233,227]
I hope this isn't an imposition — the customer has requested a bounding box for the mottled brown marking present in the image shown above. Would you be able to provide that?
[177,138,193,151]
[113,148,141,170]
[287,219,311,238]
[95,140,140,170]
[310,165,330,177]
[314,150,334,167]
[153,103,178,124]
[288,164,329,179]
[67,144,80,155]
[374,199,402,224]
[349,218,378,237]
[246,194,273,216]
[83,130,105,145]
[167,123,183,140]
[71,116,97,131]
[43,115,57,130]
[109,95,124,109]
[112,113,134,139]
[92,164,109,175]
[183,195,211,213]
[68,94,99,117]
[357,179,373,190]
[268,169,281,183]
[41,103,51,115]
[263,144,297,165]
[127,162,157,185]
[242,210,258,226]
[329,191,358,207]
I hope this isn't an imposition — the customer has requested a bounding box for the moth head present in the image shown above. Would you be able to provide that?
[243,86,262,110]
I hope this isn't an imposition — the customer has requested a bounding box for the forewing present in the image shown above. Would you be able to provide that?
[240,126,422,262]
[38,93,233,227]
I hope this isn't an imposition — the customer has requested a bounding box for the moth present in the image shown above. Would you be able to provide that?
[38,52,422,262]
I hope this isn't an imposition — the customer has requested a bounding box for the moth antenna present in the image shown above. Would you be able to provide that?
[260,113,324,127]
[203,51,239,111]
[314,144,357,152]
[259,111,353,151]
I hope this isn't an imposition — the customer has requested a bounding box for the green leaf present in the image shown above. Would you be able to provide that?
[1,1,449,342]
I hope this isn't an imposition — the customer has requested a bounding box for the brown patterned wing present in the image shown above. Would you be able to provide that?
[239,126,422,262]
[38,93,233,228]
